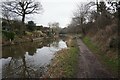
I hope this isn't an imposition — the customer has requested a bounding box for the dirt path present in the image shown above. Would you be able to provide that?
[76,39,114,78]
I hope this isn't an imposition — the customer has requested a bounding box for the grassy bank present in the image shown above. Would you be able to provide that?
[44,36,79,78]
[82,36,118,76]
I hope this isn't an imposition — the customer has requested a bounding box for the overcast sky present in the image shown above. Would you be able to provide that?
[0,0,106,28]
[26,0,96,28]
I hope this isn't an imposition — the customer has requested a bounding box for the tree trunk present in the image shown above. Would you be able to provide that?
[22,13,25,23]
[117,2,120,78]
[21,13,26,35]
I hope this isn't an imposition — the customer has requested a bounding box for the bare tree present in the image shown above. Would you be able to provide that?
[49,22,60,35]
[2,0,43,23]
[48,22,52,28]
[72,2,95,35]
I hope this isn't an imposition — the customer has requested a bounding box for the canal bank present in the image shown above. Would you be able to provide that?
[43,36,79,78]
[2,36,55,47]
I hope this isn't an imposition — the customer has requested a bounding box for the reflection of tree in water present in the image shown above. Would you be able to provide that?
[2,38,64,78]
[2,42,36,58]
[47,38,60,53]
[50,38,59,48]
[2,39,52,57]
[59,36,67,41]
[2,44,45,78]
[2,55,46,78]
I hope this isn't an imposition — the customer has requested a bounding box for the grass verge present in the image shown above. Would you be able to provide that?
[43,36,79,78]
[82,36,118,76]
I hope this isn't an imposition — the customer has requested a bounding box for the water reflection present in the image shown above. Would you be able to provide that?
[2,38,67,78]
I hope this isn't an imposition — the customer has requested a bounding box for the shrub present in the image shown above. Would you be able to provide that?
[109,37,118,50]
[2,31,15,41]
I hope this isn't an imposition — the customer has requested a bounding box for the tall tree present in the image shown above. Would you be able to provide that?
[2,0,43,23]
[49,22,60,35]
[72,2,95,35]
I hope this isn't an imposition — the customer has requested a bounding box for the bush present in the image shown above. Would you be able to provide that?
[109,37,118,50]
[27,21,36,31]
[2,31,15,41]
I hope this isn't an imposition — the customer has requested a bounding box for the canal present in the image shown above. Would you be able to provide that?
[1,38,67,78]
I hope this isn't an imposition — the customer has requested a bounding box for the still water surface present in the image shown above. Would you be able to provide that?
[1,38,67,78]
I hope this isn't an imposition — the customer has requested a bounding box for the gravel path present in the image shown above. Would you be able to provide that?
[76,39,114,78]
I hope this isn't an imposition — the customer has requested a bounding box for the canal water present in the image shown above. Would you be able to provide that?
[1,38,67,78]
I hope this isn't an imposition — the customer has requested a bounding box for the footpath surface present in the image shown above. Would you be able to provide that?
[76,39,114,78]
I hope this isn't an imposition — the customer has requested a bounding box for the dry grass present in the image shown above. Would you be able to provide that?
[43,36,79,78]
